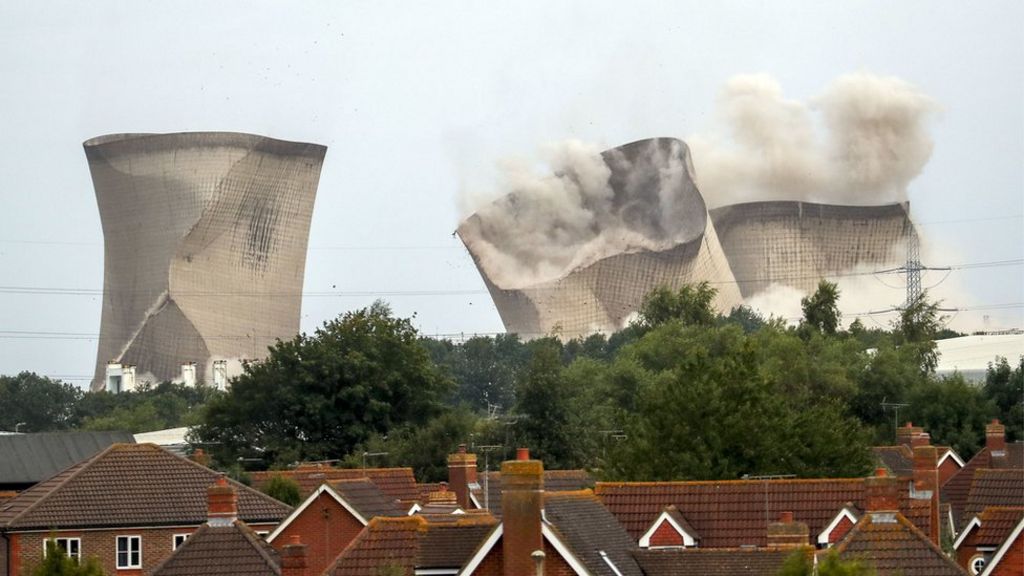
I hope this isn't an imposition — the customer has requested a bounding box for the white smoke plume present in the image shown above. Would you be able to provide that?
[458,138,702,289]
[689,72,938,208]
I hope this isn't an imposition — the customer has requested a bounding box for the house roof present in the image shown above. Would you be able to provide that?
[250,465,420,502]
[942,443,1024,528]
[0,431,135,485]
[632,547,798,576]
[973,507,1024,547]
[595,478,934,549]
[0,443,291,530]
[873,446,915,477]
[328,478,404,520]
[544,491,643,576]
[473,469,593,516]
[326,514,498,575]
[962,469,1024,530]
[834,511,966,576]
[150,521,281,576]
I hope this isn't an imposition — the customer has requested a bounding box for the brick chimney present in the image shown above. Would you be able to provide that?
[986,419,1007,458]
[207,476,237,526]
[448,444,478,509]
[912,445,940,544]
[911,431,931,449]
[280,535,307,576]
[896,423,923,448]
[501,448,543,576]
[865,468,900,512]
[429,482,458,506]
[766,512,809,549]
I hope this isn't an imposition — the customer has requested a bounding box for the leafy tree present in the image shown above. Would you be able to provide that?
[0,373,82,432]
[77,382,221,433]
[800,280,841,336]
[894,291,946,373]
[637,282,717,329]
[607,323,872,480]
[512,341,579,469]
[262,475,302,506]
[984,357,1024,441]
[193,302,452,468]
[778,549,876,576]
[33,541,106,576]
[720,305,771,333]
[905,373,996,458]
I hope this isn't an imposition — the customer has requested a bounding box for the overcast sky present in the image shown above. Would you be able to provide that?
[1,1,1021,385]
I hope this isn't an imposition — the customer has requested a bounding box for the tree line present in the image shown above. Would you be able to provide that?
[3,282,1021,483]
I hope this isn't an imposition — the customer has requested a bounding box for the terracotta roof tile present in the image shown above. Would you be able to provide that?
[251,466,419,502]
[328,478,404,521]
[0,444,291,530]
[326,515,498,575]
[835,511,966,575]
[873,446,914,477]
[595,478,933,549]
[963,470,1024,530]
[544,491,643,576]
[632,547,798,576]
[973,507,1024,546]
[149,521,281,576]
[942,443,1024,528]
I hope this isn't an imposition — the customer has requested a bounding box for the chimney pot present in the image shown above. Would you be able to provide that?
[458,444,467,454]
[767,513,808,548]
[779,511,794,524]
[874,467,888,478]
[281,535,308,576]
[517,447,530,461]
[502,457,543,576]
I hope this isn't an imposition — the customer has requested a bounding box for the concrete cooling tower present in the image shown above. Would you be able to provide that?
[458,138,742,339]
[709,201,915,299]
[86,132,326,391]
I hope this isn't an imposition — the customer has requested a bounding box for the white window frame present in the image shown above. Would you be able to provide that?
[172,533,190,550]
[969,554,986,575]
[116,535,142,569]
[44,537,81,562]
[255,531,269,538]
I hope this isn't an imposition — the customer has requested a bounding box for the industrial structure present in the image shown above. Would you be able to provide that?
[460,138,916,339]
[459,138,742,339]
[86,132,326,391]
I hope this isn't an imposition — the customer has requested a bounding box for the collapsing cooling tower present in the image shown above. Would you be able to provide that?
[86,132,326,390]
[458,138,742,339]
[709,201,915,299]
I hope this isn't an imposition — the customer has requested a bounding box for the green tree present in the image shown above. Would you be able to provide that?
[983,356,1024,442]
[193,302,452,468]
[607,323,872,480]
[513,341,579,469]
[905,373,996,458]
[637,282,717,329]
[78,382,221,433]
[262,475,302,506]
[800,280,841,336]
[33,541,106,576]
[0,373,82,432]
[894,291,945,373]
[778,549,876,576]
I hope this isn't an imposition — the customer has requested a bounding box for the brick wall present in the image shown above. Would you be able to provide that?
[12,522,277,576]
[648,521,684,547]
[938,456,960,488]
[990,532,1022,576]
[269,492,364,576]
[828,516,855,545]
[0,533,8,576]
[470,539,577,576]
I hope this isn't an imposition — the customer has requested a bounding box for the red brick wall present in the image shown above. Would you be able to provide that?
[991,532,1023,576]
[829,516,855,545]
[648,521,684,547]
[470,538,578,576]
[270,492,365,576]
[12,523,277,576]
[956,528,980,570]
[938,457,960,488]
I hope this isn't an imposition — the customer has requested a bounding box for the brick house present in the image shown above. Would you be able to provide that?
[151,477,309,576]
[954,507,1024,575]
[873,422,965,487]
[0,443,291,576]
[251,465,421,505]
[596,448,942,551]
[266,477,404,576]
[977,514,1024,576]
[943,420,1024,534]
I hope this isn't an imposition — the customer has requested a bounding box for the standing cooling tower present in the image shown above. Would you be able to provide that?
[709,201,915,299]
[459,138,742,339]
[86,132,326,390]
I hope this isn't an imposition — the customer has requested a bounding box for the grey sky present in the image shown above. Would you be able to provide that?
[1,1,1021,385]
